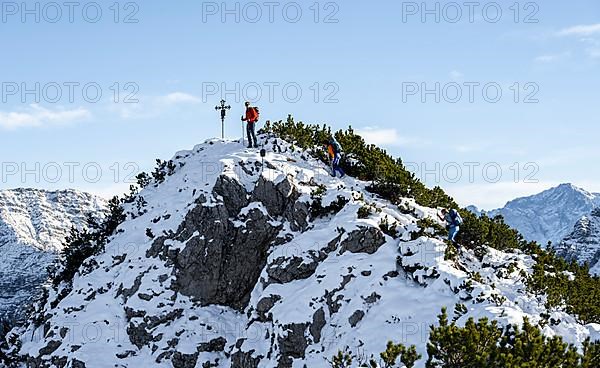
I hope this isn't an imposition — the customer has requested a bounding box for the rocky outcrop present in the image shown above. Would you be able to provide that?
[277,323,308,368]
[555,208,600,274]
[251,177,309,232]
[148,175,309,311]
[339,227,385,254]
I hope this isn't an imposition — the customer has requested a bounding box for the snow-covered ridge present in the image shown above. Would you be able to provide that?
[4,137,599,368]
[555,208,600,275]
[0,188,106,323]
[486,183,600,247]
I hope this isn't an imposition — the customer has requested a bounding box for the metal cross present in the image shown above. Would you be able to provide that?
[215,99,231,139]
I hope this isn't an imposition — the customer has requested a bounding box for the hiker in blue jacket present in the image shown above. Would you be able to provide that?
[438,208,463,244]
[326,137,345,178]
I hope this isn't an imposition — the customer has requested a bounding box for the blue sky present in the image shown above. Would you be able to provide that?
[0,0,599,209]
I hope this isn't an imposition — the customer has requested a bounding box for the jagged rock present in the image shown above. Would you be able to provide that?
[267,256,320,284]
[256,294,282,321]
[126,323,154,349]
[124,307,147,320]
[364,292,381,304]
[173,202,280,310]
[325,274,355,315]
[383,271,399,280]
[277,323,308,367]
[51,356,67,368]
[267,237,340,285]
[59,327,69,339]
[339,227,385,254]
[117,270,147,302]
[72,359,86,368]
[213,176,250,215]
[39,340,61,356]
[251,176,308,231]
[197,337,226,352]
[146,309,184,329]
[349,310,365,327]
[172,351,199,368]
[555,208,600,273]
[310,308,326,343]
[231,350,262,368]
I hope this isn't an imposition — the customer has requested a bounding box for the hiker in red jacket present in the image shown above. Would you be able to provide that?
[241,102,259,148]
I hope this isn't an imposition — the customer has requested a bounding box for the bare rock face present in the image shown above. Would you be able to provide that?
[277,323,308,368]
[339,227,385,255]
[148,175,308,311]
[251,176,309,232]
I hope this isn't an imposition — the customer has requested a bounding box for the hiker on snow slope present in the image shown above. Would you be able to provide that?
[326,136,345,178]
[438,208,463,245]
[242,102,259,148]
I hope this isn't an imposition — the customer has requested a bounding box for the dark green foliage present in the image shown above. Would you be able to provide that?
[581,338,600,368]
[122,184,139,204]
[414,218,446,239]
[311,194,349,220]
[328,348,354,368]
[270,117,529,253]
[136,172,152,188]
[329,342,420,368]
[0,319,12,364]
[379,217,399,238]
[270,117,454,209]
[271,117,600,325]
[457,211,533,252]
[380,342,421,368]
[152,159,177,184]
[50,196,125,286]
[444,242,459,261]
[358,205,373,219]
[526,250,600,324]
[145,228,155,239]
[309,184,349,219]
[105,196,126,234]
[426,308,590,368]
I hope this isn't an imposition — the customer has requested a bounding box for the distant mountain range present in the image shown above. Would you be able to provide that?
[471,183,600,273]
[554,208,600,275]
[0,189,106,325]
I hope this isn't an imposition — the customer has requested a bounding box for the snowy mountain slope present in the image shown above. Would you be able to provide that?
[4,138,599,368]
[486,184,600,247]
[554,208,600,275]
[0,189,106,324]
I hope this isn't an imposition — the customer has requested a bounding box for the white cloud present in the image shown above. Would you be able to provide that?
[534,52,571,63]
[355,127,430,147]
[558,24,600,37]
[449,70,464,80]
[160,92,201,105]
[0,104,91,130]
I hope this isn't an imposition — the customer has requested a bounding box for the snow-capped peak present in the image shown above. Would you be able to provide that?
[486,183,600,246]
[3,137,599,367]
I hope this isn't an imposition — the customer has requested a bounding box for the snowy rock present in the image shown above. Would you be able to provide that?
[487,183,600,246]
[0,189,105,324]
[554,208,600,275]
[4,139,599,367]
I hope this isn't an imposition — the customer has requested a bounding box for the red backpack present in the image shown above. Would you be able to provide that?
[251,107,260,122]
